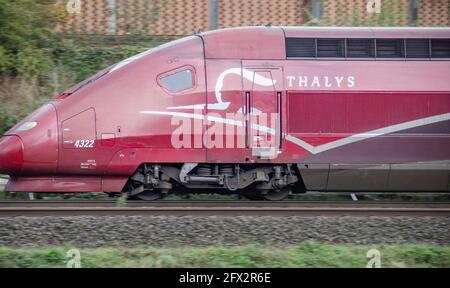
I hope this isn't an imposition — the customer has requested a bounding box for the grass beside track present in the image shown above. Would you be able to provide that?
[0,242,449,268]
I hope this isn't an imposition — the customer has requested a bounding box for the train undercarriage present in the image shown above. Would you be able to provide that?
[124,163,305,201]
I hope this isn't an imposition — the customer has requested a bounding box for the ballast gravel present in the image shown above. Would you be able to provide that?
[0,216,448,248]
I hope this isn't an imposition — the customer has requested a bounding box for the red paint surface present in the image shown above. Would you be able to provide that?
[0,136,23,175]
[288,91,450,135]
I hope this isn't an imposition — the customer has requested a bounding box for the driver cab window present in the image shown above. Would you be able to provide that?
[159,68,194,93]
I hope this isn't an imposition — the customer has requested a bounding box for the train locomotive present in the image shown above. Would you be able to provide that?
[0,26,449,200]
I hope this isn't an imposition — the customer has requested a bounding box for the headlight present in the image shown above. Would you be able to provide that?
[17,121,37,131]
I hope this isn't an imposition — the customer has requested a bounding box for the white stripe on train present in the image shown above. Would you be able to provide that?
[140,111,450,155]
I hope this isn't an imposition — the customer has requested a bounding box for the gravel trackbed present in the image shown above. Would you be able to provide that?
[0,216,449,247]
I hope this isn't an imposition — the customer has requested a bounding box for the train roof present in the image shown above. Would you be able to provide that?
[281,26,450,38]
[199,26,450,60]
[201,26,450,38]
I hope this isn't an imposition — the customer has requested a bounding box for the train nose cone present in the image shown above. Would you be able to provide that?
[0,136,24,175]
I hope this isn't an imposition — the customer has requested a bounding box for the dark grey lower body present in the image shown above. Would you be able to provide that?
[297,120,450,192]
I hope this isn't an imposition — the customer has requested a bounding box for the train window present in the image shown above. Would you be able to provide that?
[406,39,430,58]
[286,38,316,58]
[431,39,450,58]
[346,39,375,58]
[317,39,345,58]
[376,39,405,58]
[159,69,194,92]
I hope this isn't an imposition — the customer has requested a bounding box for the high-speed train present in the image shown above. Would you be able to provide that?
[0,26,449,200]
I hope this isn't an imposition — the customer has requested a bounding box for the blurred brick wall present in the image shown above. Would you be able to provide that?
[115,0,209,35]
[322,0,409,26]
[59,0,109,34]
[218,0,309,27]
[418,0,450,26]
[55,0,449,36]
[56,0,209,35]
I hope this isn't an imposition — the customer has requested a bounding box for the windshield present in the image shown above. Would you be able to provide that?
[65,66,113,95]
[58,37,196,97]
[61,49,154,96]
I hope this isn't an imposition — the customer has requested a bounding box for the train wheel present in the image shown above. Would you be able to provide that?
[263,188,290,201]
[135,190,164,201]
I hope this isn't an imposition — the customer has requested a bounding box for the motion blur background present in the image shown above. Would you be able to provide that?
[0,0,449,135]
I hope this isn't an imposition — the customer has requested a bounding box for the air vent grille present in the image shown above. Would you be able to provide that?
[285,37,450,60]
[346,39,375,58]
[376,39,405,58]
[317,39,345,58]
[285,38,316,58]
[431,39,450,58]
[406,39,430,58]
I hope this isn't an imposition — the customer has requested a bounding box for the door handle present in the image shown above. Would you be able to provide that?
[245,91,251,148]
[245,91,250,114]
[277,91,282,149]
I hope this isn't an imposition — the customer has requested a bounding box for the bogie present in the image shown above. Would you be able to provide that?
[124,163,302,201]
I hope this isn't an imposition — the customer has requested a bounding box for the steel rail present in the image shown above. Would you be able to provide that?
[0,200,449,208]
[0,201,449,216]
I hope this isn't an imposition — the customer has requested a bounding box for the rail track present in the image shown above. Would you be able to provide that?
[0,200,449,217]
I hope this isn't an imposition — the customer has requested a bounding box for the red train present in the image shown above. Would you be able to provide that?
[0,27,449,200]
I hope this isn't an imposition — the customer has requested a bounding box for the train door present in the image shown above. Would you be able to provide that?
[242,67,284,161]
[204,60,246,163]
[59,108,101,175]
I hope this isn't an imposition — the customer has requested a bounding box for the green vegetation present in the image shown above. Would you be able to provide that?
[306,0,409,27]
[115,193,128,207]
[0,242,448,268]
[0,0,56,74]
[1,185,450,202]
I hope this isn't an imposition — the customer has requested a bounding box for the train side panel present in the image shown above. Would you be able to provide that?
[285,61,450,191]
